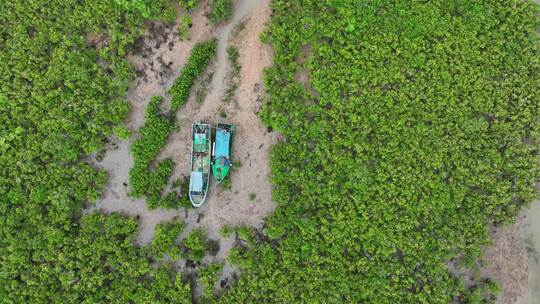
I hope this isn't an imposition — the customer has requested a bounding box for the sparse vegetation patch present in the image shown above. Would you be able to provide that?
[220,225,234,238]
[195,72,214,103]
[178,15,193,41]
[222,47,241,103]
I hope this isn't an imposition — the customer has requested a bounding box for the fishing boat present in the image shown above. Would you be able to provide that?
[212,123,235,183]
[189,123,211,207]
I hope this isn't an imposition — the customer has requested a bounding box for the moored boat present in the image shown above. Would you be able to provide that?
[189,123,211,207]
[212,123,235,183]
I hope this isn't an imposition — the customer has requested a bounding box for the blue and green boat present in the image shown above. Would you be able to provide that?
[212,123,235,183]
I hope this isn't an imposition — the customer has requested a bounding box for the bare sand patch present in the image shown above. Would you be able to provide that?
[481,221,530,304]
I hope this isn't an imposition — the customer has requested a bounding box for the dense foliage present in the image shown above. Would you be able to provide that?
[170,40,217,111]
[208,0,233,24]
[218,0,539,303]
[0,0,194,302]
[58,214,192,303]
[2,0,538,302]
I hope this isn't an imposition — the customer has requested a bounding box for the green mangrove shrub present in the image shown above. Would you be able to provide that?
[170,39,217,111]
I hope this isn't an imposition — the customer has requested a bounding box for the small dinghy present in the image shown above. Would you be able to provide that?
[212,123,235,183]
[189,123,211,207]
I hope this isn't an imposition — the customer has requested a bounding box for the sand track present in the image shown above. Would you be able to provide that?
[158,0,276,242]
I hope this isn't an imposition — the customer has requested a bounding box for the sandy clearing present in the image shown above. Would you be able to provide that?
[87,3,213,245]
[169,0,276,291]
[88,0,276,256]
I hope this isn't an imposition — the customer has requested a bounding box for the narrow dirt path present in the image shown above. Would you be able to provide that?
[170,0,278,276]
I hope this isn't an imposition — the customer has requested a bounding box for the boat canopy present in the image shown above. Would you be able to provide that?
[189,171,203,192]
[194,133,207,152]
[215,129,230,158]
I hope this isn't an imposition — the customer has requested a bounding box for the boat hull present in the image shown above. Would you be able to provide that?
[189,123,211,207]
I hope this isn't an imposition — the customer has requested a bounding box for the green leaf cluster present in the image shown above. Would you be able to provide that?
[197,263,223,301]
[179,0,200,11]
[208,0,233,24]
[151,220,185,260]
[183,229,208,262]
[129,96,181,209]
[170,40,217,111]
[114,125,132,141]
